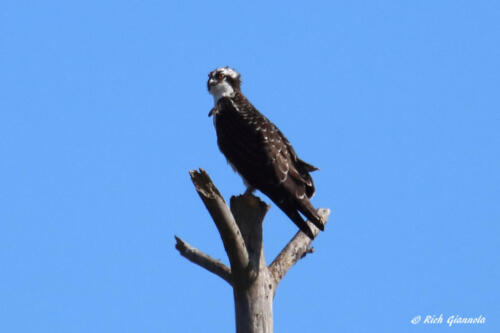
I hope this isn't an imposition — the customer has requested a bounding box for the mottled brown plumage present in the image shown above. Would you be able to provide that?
[207,67,323,238]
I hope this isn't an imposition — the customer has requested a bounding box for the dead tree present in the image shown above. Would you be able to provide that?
[175,169,330,333]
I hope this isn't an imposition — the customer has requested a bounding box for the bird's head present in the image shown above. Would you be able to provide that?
[207,67,241,103]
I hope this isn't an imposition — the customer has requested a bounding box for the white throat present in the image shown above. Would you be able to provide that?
[210,81,235,104]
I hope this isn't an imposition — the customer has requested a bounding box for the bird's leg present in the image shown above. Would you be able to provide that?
[244,186,256,196]
[241,177,256,196]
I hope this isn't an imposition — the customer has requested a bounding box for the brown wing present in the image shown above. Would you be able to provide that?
[213,94,323,236]
[261,122,318,199]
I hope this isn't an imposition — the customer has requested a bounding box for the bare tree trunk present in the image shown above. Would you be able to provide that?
[233,268,274,333]
[175,169,330,333]
[230,195,274,333]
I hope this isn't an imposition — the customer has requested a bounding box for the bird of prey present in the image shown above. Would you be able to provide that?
[207,67,324,239]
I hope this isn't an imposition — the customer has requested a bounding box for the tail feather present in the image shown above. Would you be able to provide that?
[275,200,315,239]
[297,198,324,231]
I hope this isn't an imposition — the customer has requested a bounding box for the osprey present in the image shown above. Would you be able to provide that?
[207,67,324,239]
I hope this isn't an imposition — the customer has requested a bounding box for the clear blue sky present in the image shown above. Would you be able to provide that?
[1,1,499,332]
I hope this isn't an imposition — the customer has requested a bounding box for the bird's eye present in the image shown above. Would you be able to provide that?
[217,72,225,80]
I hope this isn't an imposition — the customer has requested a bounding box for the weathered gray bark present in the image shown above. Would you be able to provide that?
[175,169,330,333]
[230,194,274,333]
